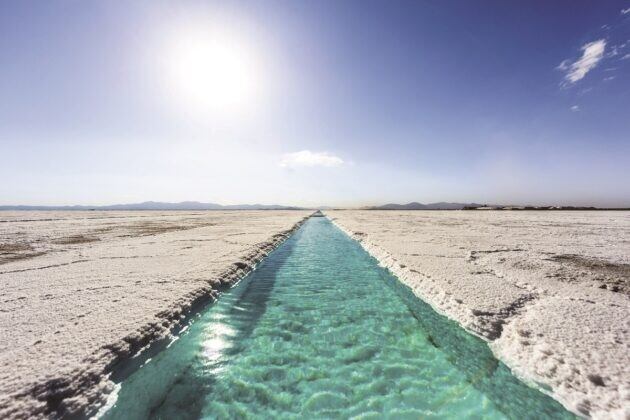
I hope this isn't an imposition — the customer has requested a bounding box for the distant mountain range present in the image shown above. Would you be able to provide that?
[0,201,304,211]
[366,202,629,211]
[3,201,622,211]
[367,202,485,210]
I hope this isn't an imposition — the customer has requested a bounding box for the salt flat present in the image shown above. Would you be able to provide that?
[327,210,630,418]
[2,209,627,419]
[0,210,310,419]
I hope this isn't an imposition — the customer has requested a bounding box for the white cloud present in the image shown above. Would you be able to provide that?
[622,53,630,60]
[559,39,606,85]
[621,7,630,14]
[604,75,616,81]
[570,105,580,112]
[279,150,344,168]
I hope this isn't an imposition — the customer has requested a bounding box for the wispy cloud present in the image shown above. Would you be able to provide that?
[558,39,606,85]
[556,59,570,71]
[608,45,619,57]
[621,7,630,15]
[279,150,344,168]
[570,105,580,112]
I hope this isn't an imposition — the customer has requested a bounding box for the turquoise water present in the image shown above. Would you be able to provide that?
[102,217,573,419]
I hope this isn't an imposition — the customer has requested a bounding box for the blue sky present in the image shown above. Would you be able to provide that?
[1,0,629,207]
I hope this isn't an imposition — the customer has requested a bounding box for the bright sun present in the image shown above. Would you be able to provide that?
[166,25,262,117]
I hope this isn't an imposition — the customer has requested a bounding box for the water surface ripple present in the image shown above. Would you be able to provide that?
[103,217,573,419]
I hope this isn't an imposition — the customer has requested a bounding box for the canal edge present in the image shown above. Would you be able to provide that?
[322,212,579,418]
[23,212,314,420]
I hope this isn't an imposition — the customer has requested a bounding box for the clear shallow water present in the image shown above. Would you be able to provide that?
[102,217,573,419]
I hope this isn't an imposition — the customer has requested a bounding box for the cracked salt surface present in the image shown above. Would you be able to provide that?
[327,210,630,418]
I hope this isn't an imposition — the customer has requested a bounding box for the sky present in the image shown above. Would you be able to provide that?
[1,0,629,207]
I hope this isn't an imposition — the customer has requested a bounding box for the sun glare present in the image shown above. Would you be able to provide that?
[166,24,262,118]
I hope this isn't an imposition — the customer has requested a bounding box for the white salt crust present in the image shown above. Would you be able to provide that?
[0,210,311,419]
[327,210,630,419]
